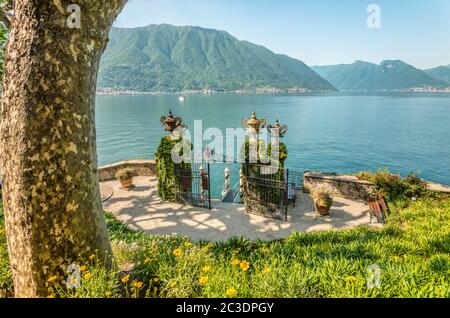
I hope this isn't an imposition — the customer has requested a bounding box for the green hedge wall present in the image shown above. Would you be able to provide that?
[240,139,289,215]
[154,136,192,202]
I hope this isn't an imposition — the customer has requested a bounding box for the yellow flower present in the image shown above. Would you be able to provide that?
[240,260,250,271]
[47,294,55,298]
[89,254,96,260]
[132,281,144,289]
[206,242,214,248]
[226,287,237,297]
[173,248,182,257]
[47,276,58,283]
[121,274,130,284]
[153,277,160,284]
[345,276,357,283]
[79,265,87,272]
[184,241,192,247]
[263,267,271,274]
[199,276,209,285]
[230,259,241,266]
[202,265,211,273]
[105,291,113,297]
[169,281,177,288]
[83,272,93,280]
[144,258,151,264]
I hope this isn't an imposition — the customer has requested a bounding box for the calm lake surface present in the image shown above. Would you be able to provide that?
[96,93,450,196]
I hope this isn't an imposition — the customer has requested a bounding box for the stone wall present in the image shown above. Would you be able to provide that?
[303,171,375,201]
[98,160,156,181]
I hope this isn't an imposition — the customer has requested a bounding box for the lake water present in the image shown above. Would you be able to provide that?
[95,93,450,196]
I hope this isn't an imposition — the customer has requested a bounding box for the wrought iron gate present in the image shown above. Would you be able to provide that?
[241,164,304,221]
[174,162,211,209]
[242,164,289,221]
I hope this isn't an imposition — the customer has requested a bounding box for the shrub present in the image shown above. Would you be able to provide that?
[356,169,428,202]
[114,168,135,180]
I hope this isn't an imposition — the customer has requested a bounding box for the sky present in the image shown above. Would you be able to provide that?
[114,0,450,69]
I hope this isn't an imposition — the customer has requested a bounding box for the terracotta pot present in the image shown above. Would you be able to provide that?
[120,177,133,189]
[315,203,331,216]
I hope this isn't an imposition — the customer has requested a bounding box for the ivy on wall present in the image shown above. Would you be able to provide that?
[267,142,288,167]
[240,139,289,216]
[154,136,192,202]
[240,139,288,166]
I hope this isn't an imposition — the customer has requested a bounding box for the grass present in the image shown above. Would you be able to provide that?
[0,198,13,297]
[0,195,449,298]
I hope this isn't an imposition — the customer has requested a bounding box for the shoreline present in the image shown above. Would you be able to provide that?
[95,87,334,96]
[96,89,450,96]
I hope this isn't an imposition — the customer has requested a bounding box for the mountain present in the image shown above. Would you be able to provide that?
[424,65,450,84]
[312,60,446,91]
[98,24,336,93]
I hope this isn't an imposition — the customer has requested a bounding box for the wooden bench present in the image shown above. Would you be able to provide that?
[367,192,388,224]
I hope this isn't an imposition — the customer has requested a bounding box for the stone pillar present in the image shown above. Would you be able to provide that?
[224,167,230,194]
[200,165,207,199]
[239,168,244,198]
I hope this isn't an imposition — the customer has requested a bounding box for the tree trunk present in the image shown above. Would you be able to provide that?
[0,0,127,297]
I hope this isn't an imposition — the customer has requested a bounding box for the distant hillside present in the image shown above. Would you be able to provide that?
[424,65,450,84]
[98,24,336,93]
[312,60,446,91]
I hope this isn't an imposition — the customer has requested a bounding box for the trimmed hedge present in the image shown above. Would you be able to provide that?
[154,136,192,202]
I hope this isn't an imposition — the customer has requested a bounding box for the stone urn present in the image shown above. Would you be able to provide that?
[313,192,333,216]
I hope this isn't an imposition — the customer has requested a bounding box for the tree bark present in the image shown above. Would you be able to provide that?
[0,0,127,297]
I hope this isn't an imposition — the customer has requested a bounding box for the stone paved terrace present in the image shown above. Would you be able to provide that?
[100,176,380,242]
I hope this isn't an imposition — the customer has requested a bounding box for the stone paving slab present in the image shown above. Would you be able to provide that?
[427,182,450,193]
[100,184,113,202]
[101,176,378,242]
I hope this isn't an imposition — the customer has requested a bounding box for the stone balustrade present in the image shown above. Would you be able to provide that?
[98,160,156,182]
[303,171,450,201]
[303,171,375,201]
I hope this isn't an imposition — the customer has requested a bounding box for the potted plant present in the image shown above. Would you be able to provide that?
[313,191,333,216]
[115,167,136,189]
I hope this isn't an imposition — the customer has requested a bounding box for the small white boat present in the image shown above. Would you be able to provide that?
[179,96,187,101]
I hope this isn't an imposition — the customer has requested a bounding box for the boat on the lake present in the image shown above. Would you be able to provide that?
[179,96,187,101]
